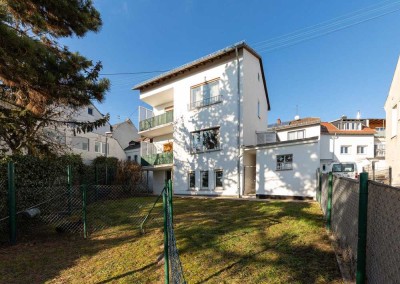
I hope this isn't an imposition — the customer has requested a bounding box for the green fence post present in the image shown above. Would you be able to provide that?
[168,179,173,224]
[82,184,87,239]
[163,188,170,284]
[7,161,16,245]
[326,172,333,231]
[356,172,369,284]
[67,165,72,215]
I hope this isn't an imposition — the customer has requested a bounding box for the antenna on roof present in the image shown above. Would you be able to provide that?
[294,105,300,120]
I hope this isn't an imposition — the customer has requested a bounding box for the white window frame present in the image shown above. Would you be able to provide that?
[287,130,305,140]
[214,169,223,190]
[340,146,350,154]
[188,171,196,190]
[95,141,108,154]
[276,154,293,171]
[357,145,367,154]
[190,127,220,153]
[200,171,209,190]
[190,79,221,109]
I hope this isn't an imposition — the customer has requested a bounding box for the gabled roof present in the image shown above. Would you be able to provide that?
[321,122,376,135]
[132,41,271,110]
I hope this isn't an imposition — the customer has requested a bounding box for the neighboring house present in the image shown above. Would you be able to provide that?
[319,116,380,173]
[249,117,321,199]
[124,140,140,163]
[385,57,400,187]
[48,104,127,164]
[133,42,270,195]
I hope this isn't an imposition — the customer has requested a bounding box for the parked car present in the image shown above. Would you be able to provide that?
[330,162,358,179]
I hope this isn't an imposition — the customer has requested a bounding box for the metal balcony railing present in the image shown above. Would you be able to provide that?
[375,149,385,157]
[189,95,222,110]
[139,110,173,132]
[141,152,173,166]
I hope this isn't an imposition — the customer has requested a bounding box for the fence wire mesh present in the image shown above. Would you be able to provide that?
[331,176,359,275]
[166,188,186,284]
[0,161,161,245]
[366,181,400,283]
[320,174,329,215]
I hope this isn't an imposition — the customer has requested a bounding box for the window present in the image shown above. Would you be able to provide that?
[340,146,350,154]
[215,170,223,189]
[257,100,261,119]
[134,155,138,162]
[258,73,260,82]
[190,79,221,109]
[190,127,220,153]
[392,105,398,137]
[201,171,209,189]
[95,142,108,154]
[189,171,195,189]
[127,156,131,161]
[72,137,89,151]
[357,146,366,154]
[287,130,305,140]
[332,163,355,173]
[276,154,293,171]
[88,107,93,115]
[341,122,361,130]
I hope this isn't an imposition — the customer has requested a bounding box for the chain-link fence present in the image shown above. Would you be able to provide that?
[366,181,400,282]
[331,177,359,276]
[163,183,186,284]
[318,172,400,283]
[0,160,161,245]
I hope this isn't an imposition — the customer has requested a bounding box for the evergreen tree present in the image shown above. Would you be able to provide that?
[0,0,110,156]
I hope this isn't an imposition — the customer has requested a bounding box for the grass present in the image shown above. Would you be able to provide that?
[0,197,342,283]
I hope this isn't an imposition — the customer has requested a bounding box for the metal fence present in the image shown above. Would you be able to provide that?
[0,161,158,245]
[318,172,400,283]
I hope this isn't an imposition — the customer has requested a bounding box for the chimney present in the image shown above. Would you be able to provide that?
[277,118,281,125]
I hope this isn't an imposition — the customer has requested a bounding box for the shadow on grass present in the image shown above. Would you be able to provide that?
[172,198,341,283]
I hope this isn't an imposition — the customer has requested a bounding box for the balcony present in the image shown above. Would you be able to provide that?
[188,95,222,110]
[139,110,174,137]
[141,152,173,167]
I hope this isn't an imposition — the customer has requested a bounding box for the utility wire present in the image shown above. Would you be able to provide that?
[254,1,400,53]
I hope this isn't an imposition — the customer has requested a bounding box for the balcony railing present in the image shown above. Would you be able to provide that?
[139,110,173,132]
[189,95,222,110]
[375,149,385,157]
[141,152,173,166]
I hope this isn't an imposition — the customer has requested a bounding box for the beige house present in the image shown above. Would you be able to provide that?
[384,56,400,187]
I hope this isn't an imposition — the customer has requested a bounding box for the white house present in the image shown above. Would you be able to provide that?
[133,42,270,195]
[320,117,380,174]
[385,56,400,187]
[249,117,321,199]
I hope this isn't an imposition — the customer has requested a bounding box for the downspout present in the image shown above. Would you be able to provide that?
[236,47,242,198]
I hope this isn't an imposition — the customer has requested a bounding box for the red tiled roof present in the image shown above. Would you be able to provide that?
[320,122,376,135]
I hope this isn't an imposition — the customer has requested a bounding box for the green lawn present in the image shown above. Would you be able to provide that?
[0,197,342,283]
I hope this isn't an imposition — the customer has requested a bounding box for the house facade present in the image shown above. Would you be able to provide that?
[385,57,400,187]
[250,117,321,199]
[134,42,270,195]
[319,117,381,173]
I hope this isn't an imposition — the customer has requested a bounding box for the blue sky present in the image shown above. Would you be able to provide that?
[62,0,400,126]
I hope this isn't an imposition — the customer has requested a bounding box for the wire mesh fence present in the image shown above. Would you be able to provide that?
[331,177,359,276]
[318,172,400,283]
[366,181,400,282]
[164,183,186,284]
[0,160,161,245]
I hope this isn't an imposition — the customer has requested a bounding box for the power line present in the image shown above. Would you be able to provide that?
[253,0,400,53]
